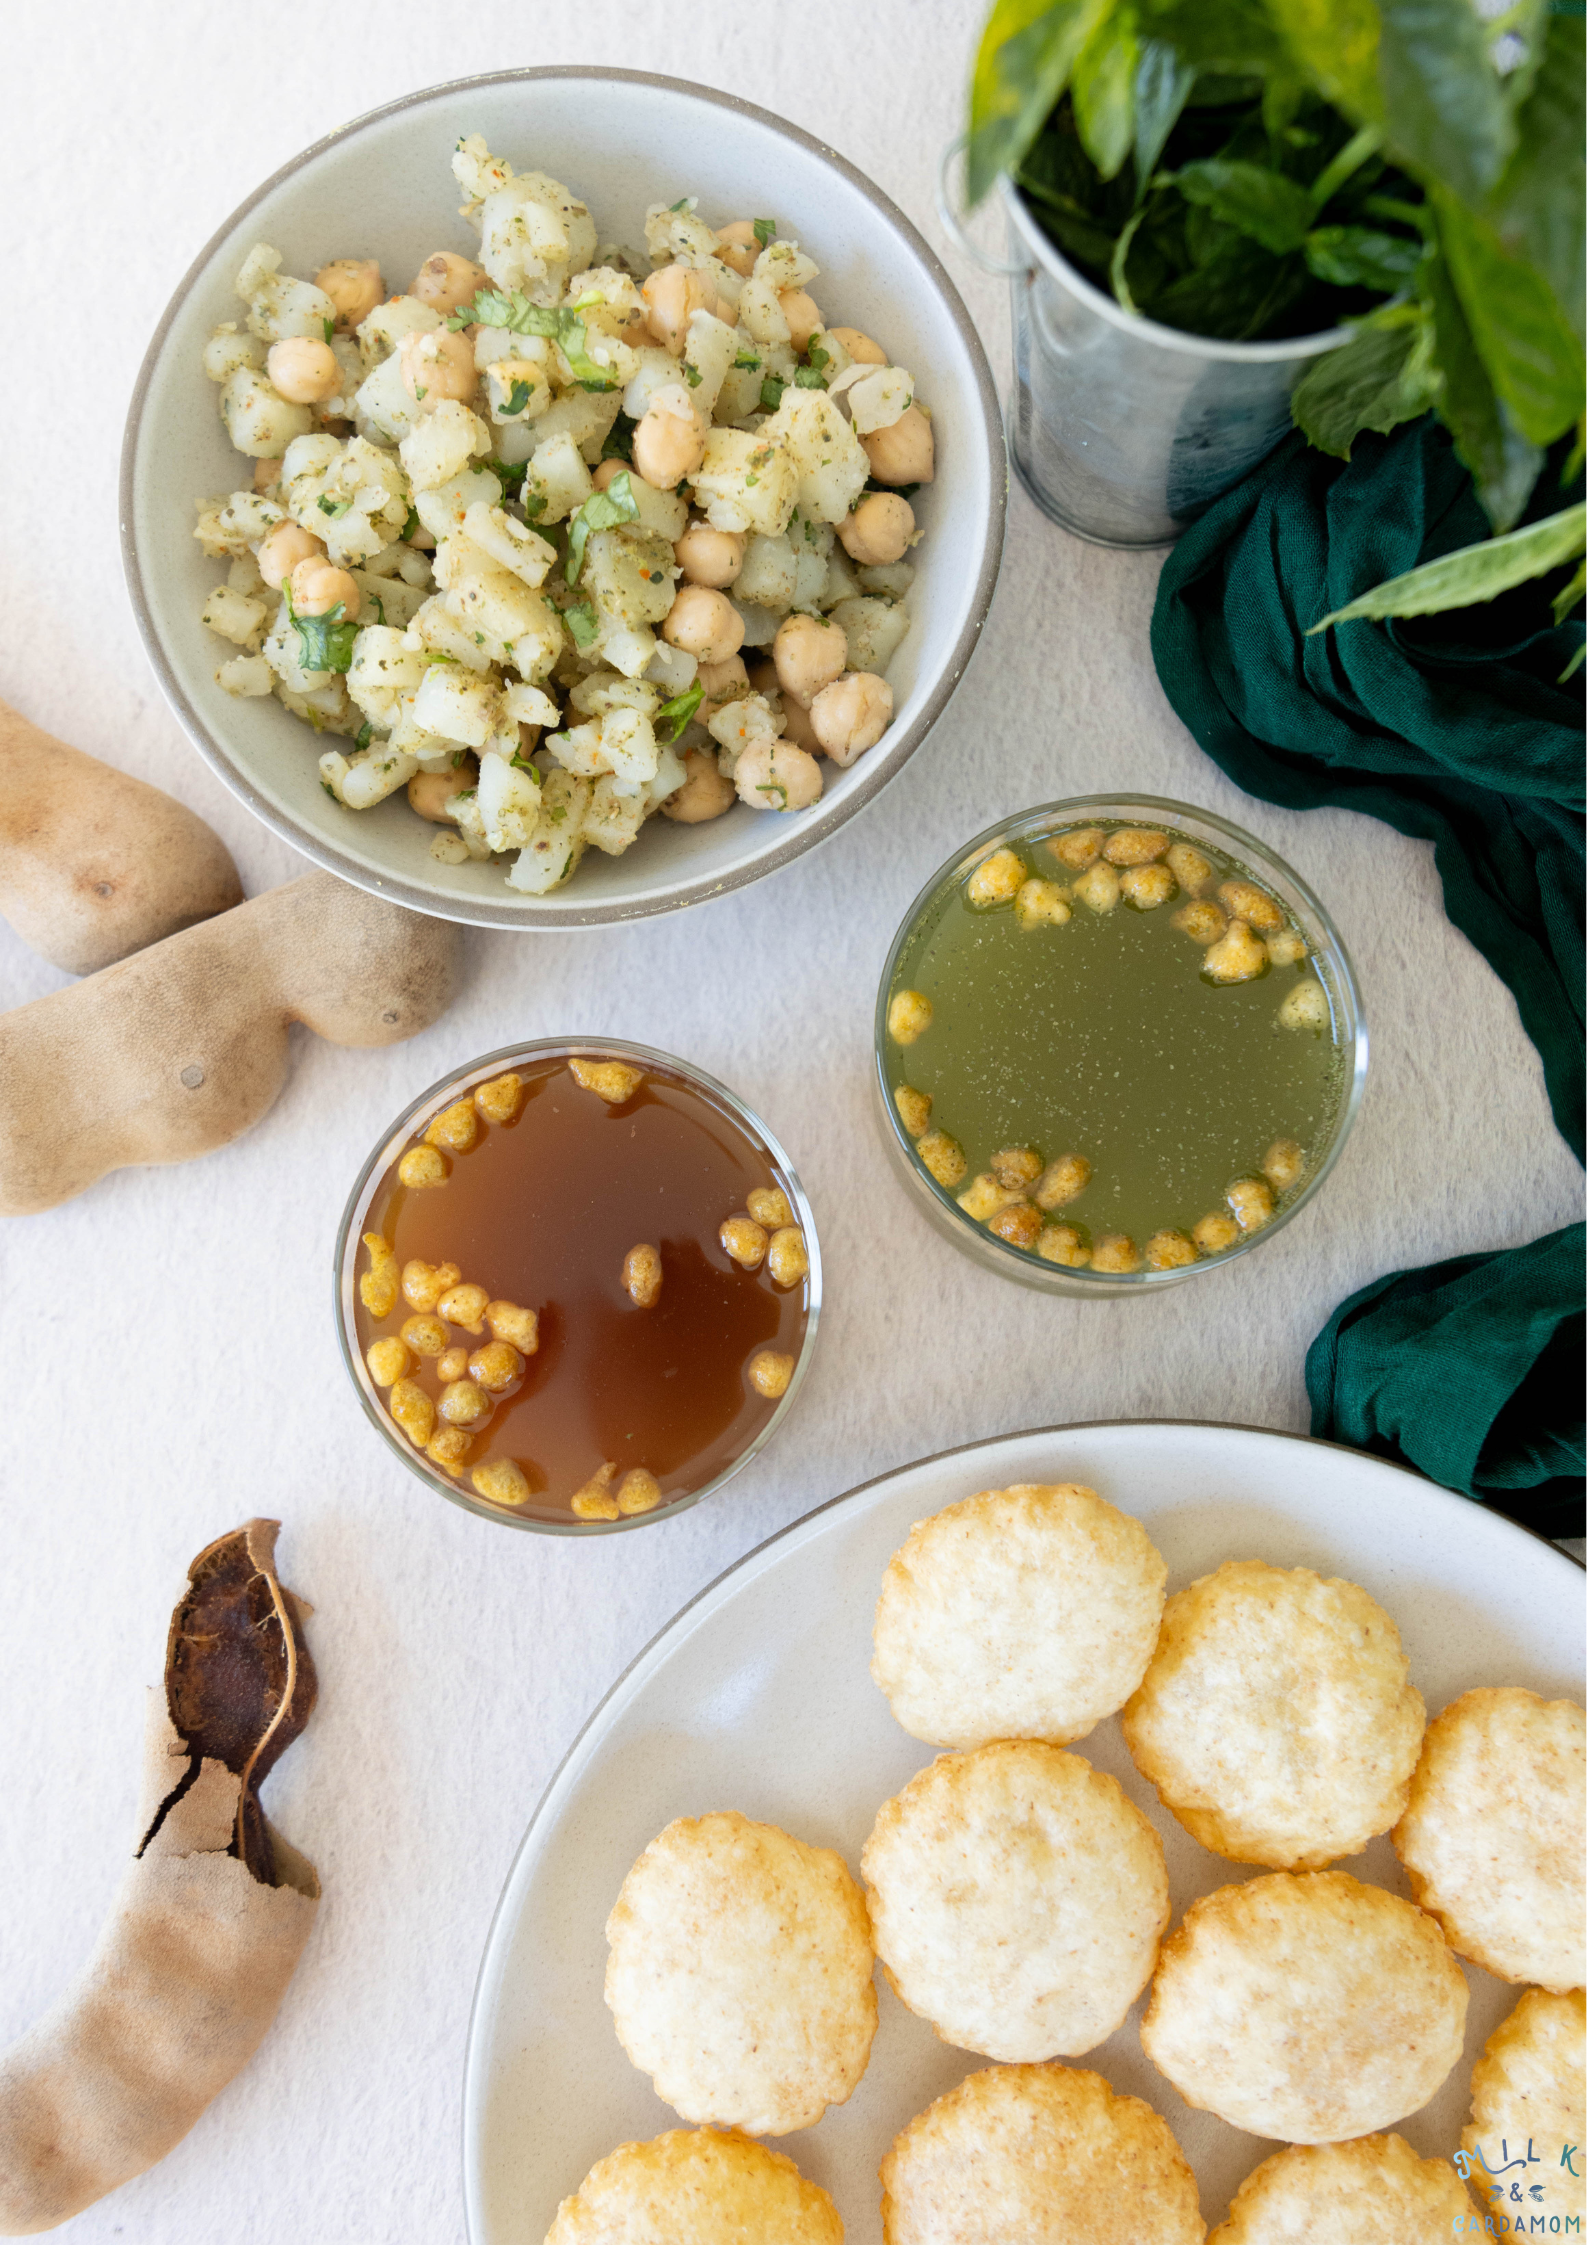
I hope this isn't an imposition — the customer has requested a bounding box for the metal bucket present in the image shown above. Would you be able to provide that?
[941,144,1349,548]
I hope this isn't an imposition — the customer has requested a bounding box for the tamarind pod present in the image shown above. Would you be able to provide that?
[0,871,461,1216]
[0,698,242,976]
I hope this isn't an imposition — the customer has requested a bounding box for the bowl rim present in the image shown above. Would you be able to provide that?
[120,65,1008,931]
[332,1033,822,1533]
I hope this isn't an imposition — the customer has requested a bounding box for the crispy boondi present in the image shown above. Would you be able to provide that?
[1463,1988,1585,2229]
[861,1740,1169,2062]
[1140,1870,1468,2142]
[1208,2135,1477,2242]
[544,2127,844,2243]
[604,1812,876,2135]
[1392,1686,1585,1991]
[879,2061,1205,2245]
[871,1483,1168,1750]
[1121,1561,1425,1869]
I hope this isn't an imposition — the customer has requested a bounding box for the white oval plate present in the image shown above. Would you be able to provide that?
[463,1420,1583,2241]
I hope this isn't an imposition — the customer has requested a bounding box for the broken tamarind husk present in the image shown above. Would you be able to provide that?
[0,1520,319,2234]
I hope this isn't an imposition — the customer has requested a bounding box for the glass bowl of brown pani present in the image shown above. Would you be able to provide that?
[335,1038,820,1531]
[874,795,1367,1298]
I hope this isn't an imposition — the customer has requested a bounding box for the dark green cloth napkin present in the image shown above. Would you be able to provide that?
[1307,1224,1586,1538]
[1150,414,1585,1161]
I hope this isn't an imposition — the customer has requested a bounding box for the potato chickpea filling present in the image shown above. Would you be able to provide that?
[883,817,1345,1273]
[195,137,933,897]
[348,1053,810,1521]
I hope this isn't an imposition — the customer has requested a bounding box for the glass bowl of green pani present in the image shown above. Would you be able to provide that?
[874,796,1367,1297]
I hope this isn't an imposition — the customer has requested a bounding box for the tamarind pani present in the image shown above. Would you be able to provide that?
[345,1051,813,1524]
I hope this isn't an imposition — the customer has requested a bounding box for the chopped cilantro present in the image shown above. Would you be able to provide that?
[864,476,920,500]
[682,361,701,387]
[744,472,760,487]
[564,470,640,587]
[601,412,637,464]
[549,804,568,824]
[759,376,786,412]
[415,385,428,402]
[401,505,421,541]
[733,351,762,370]
[317,494,351,518]
[451,289,617,391]
[564,599,600,649]
[371,595,387,627]
[793,367,826,389]
[668,196,689,212]
[752,218,777,249]
[806,340,830,372]
[656,680,703,742]
[485,456,529,501]
[510,747,537,772]
[450,749,468,767]
[504,378,532,416]
[284,586,357,674]
[322,317,335,344]
[321,779,339,800]
[355,721,372,750]
[756,781,789,808]
[453,788,476,802]
[423,649,460,666]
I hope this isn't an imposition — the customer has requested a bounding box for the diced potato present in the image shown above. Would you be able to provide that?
[623,476,689,543]
[829,595,909,674]
[203,326,265,382]
[355,349,424,444]
[216,653,273,697]
[738,276,792,345]
[734,533,799,612]
[356,293,441,371]
[400,401,493,492]
[234,243,336,343]
[582,526,678,628]
[530,389,623,465]
[484,357,553,426]
[407,593,495,675]
[523,431,593,525]
[761,388,869,523]
[412,666,504,748]
[347,627,426,726]
[219,367,313,458]
[322,743,419,808]
[507,769,591,894]
[201,583,268,649]
[752,240,819,293]
[583,774,646,856]
[477,747,543,851]
[413,466,504,543]
[478,169,597,297]
[681,310,738,414]
[461,501,557,587]
[689,427,798,537]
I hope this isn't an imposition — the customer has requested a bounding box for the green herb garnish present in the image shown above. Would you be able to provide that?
[322,317,335,344]
[355,721,372,749]
[601,412,637,463]
[504,378,532,416]
[752,218,777,249]
[564,470,640,588]
[655,680,704,741]
[452,290,617,391]
[682,361,702,387]
[734,350,762,370]
[759,375,786,412]
[563,598,600,648]
[284,586,357,675]
[317,495,351,518]
[401,505,421,541]
[793,366,826,389]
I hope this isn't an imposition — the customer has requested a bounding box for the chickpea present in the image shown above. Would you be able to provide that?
[696,654,749,724]
[258,521,325,591]
[767,1226,809,1288]
[809,672,893,767]
[1192,1211,1240,1254]
[663,584,743,663]
[1227,1177,1275,1232]
[776,689,821,754]
[425,1097,479,1154]
[662,747,736,824]
[917,1128,967,1187]
[1073,862,1121,914]
[989,1202,1043,1250]
[388,1379,435,1447]
[958,1174,1021,1222]
[1092,1232,1141,1274]
[714,221,761,277]
[623,1242,663,1308]
[410,250,491,316]
[721,1216,768,1269]
[472,1457,532,1507]
[1263,1138,1307,1194]
[1034,1152,1091,1211]
[747,1187,793,1228]
[773,613,847,708]
[1278,979,1330,1031]
[437,1345,471,1383]
[861,403,934,486]
[1051,827,1104,870]
[828,326,887,366]
[359,1231,399,1318]
[641,265,718,353]
[675,522,745,588]
[1121,865,1176,910]
[1145,1230,1198,1270]
[888,989,932,1045]
[748,1349,796,1400]
[426,1426,472,1475]
[438,1281,489,1334]
[893,1085,932,1138]
[1037,1223,1090,1268]
[734,739,823,810]
[590,458,626,492]
[634,393,708,489]
[486,1300,539,1354]
[1104,828,1169,866]
[778,288,824,352]
[266,336,342,405]
[398,1145,447,1188]
[967,847,1026,909]
[408,766,475,825]
[469,1340,523,1392]
[568,1057,644,1103]
[838,492,916,567]
[288,555,362,620]
[1173,900,1227,946]
[316,257,383,329]
[254,457,283,493]
[1016,878,1071,929]
[1218,879,1284,933]
[1202,918,1269,984]
[991,1147,1043,1191]
[402,1258,461,1312]
[474,1073,525,1124]
[366,1336,410,1388]
[439,1378,491,1428]
[400,1315,450,1358]
[571,1461,621,1521]
[400,327,477,405]
[1266,929,1309,968]
[1166,842,1213,895]
[616,1469,663,1516]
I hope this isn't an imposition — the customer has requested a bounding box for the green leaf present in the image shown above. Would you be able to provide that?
[1303,224,1423,290]
[564,470,640,587]
[1136,0,1287,78]
[1376,0,1514,207]
[966,0,1114,205]
[656,681,704,741]
[1072,6,1138,181]
[284,588,358,674]
[1290,308,1438,457]
[1172,159,1315,253]
[563,598,600,649]
[451,290,617,390]
[1423,239,1542,529]
[504,378,532,416]
[1435,186,1586,446]
[355,721,372,750]
[401,505,421,541]
[601,412,637,464]
[734,350,762,369]
[760,375,787,411]
[1131,37,1195,193]
[1550,559,1585,628]
[1308,501,1586,630]
[1262,0,1383,122]
[1481,10,1585,348]
[752,218,778,248]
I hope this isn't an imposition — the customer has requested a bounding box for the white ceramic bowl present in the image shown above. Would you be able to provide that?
[122,68,1006,929]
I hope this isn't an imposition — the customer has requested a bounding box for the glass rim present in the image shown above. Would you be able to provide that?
[873,792,1369,1291]
[333,1035,822,1534]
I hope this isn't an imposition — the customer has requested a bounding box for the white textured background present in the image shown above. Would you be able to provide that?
[0,5,1580,2240]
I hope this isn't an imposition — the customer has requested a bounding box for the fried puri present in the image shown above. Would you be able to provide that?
[1121,1560,1425,1868]
[861,1740,1169,2062]
[870,1483,1168,1751]
[1393,1686,1586,1990]
[1463,1987,1585,2229]
[1208,2135,1478,2242]
[544,2127,844,2244]
[879,2062,1205,2245]
[604,1811,876,2135]
[1140,1870,1468,2142]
